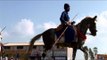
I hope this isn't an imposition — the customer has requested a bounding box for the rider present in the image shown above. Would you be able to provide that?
[59,3,76,43]
[60,3,71,26]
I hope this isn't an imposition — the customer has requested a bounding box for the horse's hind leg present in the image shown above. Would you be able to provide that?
[42,49,54,60]
[42,48,47,59]
[42,46,52,59]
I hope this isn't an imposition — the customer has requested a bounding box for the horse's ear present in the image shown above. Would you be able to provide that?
[93,15,97,21]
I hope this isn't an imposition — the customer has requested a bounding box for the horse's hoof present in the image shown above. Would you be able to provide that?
[42,53,46,58]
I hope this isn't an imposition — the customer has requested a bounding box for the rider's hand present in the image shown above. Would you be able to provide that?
[71,21,75,25]
[66,21,71,26]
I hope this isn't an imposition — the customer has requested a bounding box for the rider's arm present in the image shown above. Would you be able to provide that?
[60,12,66,24]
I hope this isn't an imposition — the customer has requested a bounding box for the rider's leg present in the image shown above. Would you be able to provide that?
[72,48,77,60]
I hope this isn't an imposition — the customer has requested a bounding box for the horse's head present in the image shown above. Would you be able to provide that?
[87,16,97,36]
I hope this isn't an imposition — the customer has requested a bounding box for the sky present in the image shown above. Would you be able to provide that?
[0,0,107,60]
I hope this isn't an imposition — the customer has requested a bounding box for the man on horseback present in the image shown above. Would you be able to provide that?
[56,3,77,43]
[60,3,71,26]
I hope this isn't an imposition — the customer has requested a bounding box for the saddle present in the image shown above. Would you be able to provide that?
[55,24,76,43]
[55,21,76,32]
[55,24,65,32]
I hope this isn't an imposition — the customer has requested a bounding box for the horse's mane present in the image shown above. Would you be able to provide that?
[76,16,92,27]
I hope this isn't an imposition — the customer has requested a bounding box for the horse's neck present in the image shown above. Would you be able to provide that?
[76,22,88,35]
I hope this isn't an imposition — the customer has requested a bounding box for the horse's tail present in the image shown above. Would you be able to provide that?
[27,33,42,54]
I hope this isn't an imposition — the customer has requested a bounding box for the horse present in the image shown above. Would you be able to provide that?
[28,16,97,60]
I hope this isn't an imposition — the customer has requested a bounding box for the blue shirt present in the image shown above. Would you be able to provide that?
[60,11,70,24]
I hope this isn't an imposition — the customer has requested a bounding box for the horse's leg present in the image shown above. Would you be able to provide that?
[42,45,49,59]
[72,48,77,60]
[80,46,88,60]
[42,29,55,60]
[42,48,54,60]
[42,45,54,60]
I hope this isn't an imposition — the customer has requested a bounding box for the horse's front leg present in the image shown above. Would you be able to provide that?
[80,46,88,60]
[72,48,77,60]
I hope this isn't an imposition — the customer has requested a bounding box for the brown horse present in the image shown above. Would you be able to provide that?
[28,16,97,60]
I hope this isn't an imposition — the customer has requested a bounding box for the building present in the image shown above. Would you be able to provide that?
[0,42,73,60]
[97,54,107,60]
